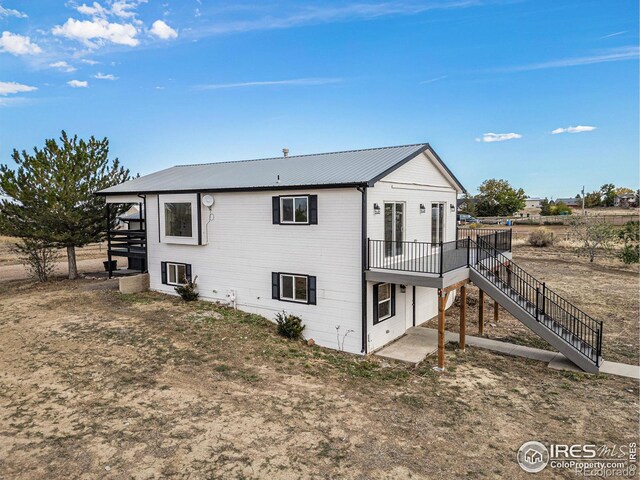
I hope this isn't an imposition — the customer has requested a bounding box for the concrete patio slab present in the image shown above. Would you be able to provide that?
[376,327,640,379]
[375,329,438,366]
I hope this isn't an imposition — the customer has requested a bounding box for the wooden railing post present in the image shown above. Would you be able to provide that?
[478,289,485,335]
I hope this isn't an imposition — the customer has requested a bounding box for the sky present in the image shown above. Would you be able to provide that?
[0,0,638,198]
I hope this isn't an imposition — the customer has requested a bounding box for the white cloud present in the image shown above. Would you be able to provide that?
[49,61,76,72]
[0,5,27,18]
[494,46,639,72]
[67,79,89,88]
[551,125,596,134]
[80,58,99,65]
[599,31,627,39]
[419,75,448,84]
[112,1,143,19]
[76,2,109,17]
[0,81,37,95]
[475,132,522,143]
[52,18,139,47]
[150,20,177,39]
[0,31,42,55]
[94,72,118,80]
[197,78,343,90]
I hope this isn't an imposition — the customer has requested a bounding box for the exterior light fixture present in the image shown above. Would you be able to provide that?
[373,203,381,214]
[450,204,456,212]
[419,203,426,213]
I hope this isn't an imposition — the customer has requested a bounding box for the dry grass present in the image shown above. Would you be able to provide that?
[0,278,637,479]
[443,245,639,364]
[0,236,106,266]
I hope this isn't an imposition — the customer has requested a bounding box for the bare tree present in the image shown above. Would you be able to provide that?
[11,239,59,282]
[570,217,617,262]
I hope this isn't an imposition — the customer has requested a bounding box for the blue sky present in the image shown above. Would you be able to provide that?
[0,0,638,198]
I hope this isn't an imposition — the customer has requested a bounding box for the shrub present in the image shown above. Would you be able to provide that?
[527,229,554,247]
[618,222,639,264]
[619,244,640,264]
[174,275,199,301]
[274,311,305,340]
[11,239,59,282]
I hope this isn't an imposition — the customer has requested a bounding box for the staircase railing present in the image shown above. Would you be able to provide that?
[472,235,603,366]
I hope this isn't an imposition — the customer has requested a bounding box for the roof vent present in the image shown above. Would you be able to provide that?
[282,148,289,158]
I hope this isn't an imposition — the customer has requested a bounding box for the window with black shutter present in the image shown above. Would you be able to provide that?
[271,272,316,305]
[162,262,192,286]
[373,283,395,324]
[272,195,317,225]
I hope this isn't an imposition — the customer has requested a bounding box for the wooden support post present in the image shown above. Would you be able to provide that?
[437,289,447,370]
[478,289,485,335]
[459,285,467,350]
[494,298,499,324]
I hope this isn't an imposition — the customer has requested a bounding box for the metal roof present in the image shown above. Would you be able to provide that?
[98,143,465,195]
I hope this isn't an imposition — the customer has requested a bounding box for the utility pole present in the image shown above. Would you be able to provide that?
[582,185,586,216]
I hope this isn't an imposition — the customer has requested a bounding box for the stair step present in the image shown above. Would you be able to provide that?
[473,265,599,366]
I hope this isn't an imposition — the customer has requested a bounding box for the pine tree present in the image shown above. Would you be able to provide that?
[0,131,130,279]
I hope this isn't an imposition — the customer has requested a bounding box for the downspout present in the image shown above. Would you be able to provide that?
[137,194,148,273]
[357,185,368,354]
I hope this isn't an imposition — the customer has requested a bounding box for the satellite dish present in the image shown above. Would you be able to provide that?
[202,195,215,207]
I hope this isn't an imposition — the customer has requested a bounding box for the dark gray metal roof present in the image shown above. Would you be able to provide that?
[98,143,465,195]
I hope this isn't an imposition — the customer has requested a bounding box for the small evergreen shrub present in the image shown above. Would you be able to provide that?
[619,244,640,264]
[528,229,554,247]
[274,311,305,340]
[175,275,199,301]
[618,221,639,264]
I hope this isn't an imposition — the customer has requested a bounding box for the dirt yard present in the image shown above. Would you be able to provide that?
[0,278,638,479]
[442,245,640,365]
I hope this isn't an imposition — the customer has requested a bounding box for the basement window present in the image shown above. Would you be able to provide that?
[280,274,308,303]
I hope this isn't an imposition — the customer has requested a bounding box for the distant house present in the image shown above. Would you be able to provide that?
[614,193,639,208]
[554,197,581,208]
[524,198,543,209]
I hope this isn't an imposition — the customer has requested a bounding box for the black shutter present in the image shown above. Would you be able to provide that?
[185,264,192,282]
[272,197,280,224]
[161,262,167,284]
[309,195,318,224]
[372,283,379,324]
[272,272,280,299]
[390,284,396,317]
[308,276,317,305]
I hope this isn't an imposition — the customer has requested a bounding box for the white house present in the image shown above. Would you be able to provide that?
[99,143,466,355]
[98,143,603,373]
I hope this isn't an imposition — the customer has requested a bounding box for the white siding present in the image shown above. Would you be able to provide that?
[146,188,364,354]
[366,151,458,351]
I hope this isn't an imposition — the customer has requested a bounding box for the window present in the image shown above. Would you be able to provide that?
[281,196,308,224]
[161,262,191,286]
[374,283,395,324]
[165,202,193,237]
[431,202,445,243]
[272,195,318,225]
[384,202,404,257]
[271,272,317,304]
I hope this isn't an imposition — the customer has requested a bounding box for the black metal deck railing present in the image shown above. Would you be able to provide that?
[367,228,511,277]
[472,235,603,366]
[367,238,471,276]
[457,227,512,252]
